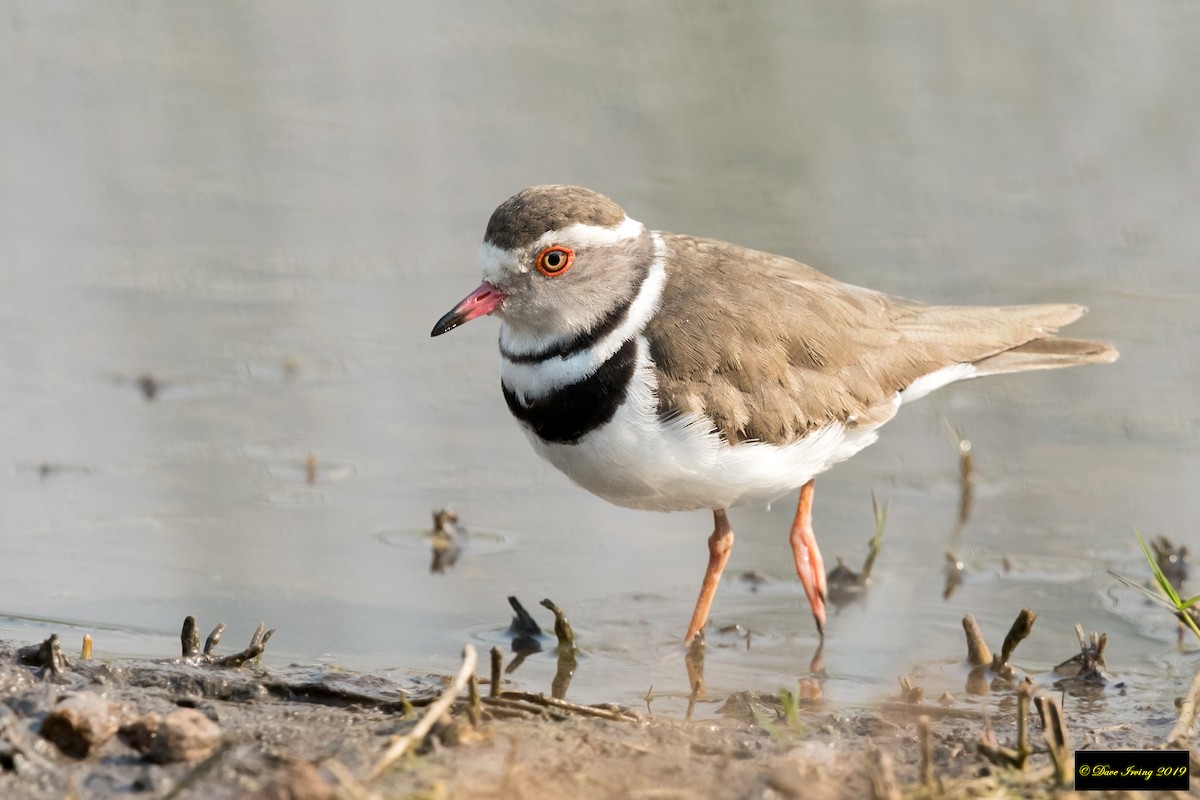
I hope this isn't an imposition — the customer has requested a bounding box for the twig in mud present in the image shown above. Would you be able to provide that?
[210,623,274,667]
[467,673,481,727]
[181,616,201,657]
[482,695,563,720]
[1033,693,1070,786]
[1015,681,1032,768]
[430,508,465,574]
[918,716,933,787]
[539,597,579,699]
[962,614,992,667]
[180,617,267,666]
[539,598,576,649]
[998,609,1036,667]
[17,634,70,678]
[977,724,1020,769]
[827,493,888,608]
[1167,666,1200,747]
[1054,625,1108,686]
[498,690,640,722]
[366,643,477,782]
[204,623,225,656]
[896,676,923,704]
[489,646,502,698]
[480,703,538,721]
[867,747,902,800]
[962,609,1036,694]
[978,679,1034,769]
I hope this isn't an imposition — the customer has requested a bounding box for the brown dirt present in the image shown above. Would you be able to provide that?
[0,636,1193,799]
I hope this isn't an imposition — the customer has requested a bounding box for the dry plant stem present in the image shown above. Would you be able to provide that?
[366,643,478,782]
[918,716,933,786]
[481,704,537,721]
[978,684,1034,769]
[211,624,274,667]
[539,598,576,648]
[482,696,564,720]
[181,617,201,657]
[1034,694,1070,786]
[998,609,1036,666]
[1168,665,1200,747]
[40,634,68,676]
[499,690,639,722]
[962,614,992,666]
[977,733,1021,768]
[204,624,225,656]
[868,747,902,800]
[467,674,481,727]
[489,646,502,698]
[1016,682,1032,767]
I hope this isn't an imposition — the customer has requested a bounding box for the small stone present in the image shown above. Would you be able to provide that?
[39,692,120,758]
[120,708,220,763]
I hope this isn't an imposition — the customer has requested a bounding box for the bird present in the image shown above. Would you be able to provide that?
[430,184,1118,644]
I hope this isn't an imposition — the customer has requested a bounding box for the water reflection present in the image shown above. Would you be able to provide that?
[0,2,1197,711]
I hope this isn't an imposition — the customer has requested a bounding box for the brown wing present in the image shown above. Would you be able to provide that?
[644,234,1116,445]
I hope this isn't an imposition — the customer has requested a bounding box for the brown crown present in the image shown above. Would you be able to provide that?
[484,185,626,251]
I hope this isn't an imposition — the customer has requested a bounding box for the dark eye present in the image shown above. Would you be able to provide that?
[536,246,575,276]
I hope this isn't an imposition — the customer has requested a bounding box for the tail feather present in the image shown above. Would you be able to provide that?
[971,337,1119,377]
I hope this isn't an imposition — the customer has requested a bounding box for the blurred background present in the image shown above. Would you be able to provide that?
[2,3,1197,714]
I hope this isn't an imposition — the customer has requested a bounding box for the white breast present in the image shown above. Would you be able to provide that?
[522,337,887,512]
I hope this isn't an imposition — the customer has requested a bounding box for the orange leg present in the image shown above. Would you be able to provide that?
[684,509,733,645]
[789,479,827,635]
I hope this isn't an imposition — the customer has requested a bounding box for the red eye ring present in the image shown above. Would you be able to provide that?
[535,246,575,277]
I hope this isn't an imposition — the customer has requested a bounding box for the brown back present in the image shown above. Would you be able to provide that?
[645,234,1115,445]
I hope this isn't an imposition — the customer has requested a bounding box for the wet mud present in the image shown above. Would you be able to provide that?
[1,606,1195,799]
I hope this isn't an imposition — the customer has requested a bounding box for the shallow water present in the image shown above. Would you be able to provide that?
[2,2,1199,718]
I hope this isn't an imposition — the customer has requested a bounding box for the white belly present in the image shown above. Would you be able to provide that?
[520,337,886,512]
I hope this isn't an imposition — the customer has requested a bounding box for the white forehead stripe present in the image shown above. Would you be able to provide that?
[532,215,645,250]
[479,215,645,282]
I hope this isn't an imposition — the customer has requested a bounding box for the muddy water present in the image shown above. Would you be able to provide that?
[3,3,1198,721]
